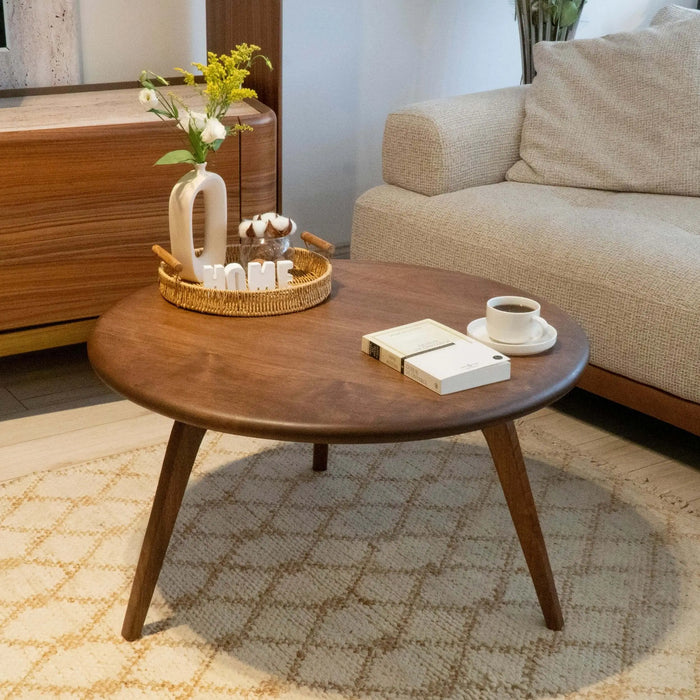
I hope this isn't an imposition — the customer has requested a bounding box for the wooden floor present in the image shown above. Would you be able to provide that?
[0,343,698,512]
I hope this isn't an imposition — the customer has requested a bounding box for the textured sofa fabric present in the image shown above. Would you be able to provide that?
[650,4,699,24]
[506,15,700,196]
[382,86,527,197]
[351,86,700,408]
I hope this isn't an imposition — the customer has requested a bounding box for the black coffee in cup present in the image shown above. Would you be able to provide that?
[493,303,534,313]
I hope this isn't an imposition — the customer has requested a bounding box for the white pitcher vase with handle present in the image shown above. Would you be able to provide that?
[168,162,227,283]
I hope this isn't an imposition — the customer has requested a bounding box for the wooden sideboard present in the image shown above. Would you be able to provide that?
[0,86,276,355]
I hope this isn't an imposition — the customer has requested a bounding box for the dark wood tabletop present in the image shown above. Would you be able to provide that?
[88,260,589,443]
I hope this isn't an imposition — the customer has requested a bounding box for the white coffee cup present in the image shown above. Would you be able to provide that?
[486,295,549,344]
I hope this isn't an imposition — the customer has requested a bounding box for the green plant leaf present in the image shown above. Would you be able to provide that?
[148,108,173,118]
[185,129,207,164]
[559,0,582,27]
[154,150,197,165]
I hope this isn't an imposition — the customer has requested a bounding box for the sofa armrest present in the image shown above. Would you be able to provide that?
[383,85,528,197]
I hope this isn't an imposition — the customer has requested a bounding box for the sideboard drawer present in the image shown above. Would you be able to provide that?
[0,89,276,352]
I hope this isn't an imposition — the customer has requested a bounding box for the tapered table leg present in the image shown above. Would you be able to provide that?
[312,443,329,471]
[482,420,563,630]
[122,421,207,641]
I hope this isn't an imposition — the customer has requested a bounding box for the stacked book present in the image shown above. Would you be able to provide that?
[361,319,510,395]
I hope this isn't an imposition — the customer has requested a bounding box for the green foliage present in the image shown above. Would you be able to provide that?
[514,0,587,82]
[175,45,271,121]
[154,150,197,166]
[515,0,586,38]
[138,45,271,166]
[558,0,585,27]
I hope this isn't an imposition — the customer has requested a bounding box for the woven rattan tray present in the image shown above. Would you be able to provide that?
[155,242,332,317]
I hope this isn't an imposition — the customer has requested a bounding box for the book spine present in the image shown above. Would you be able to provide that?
[403,363,442,394]
[361,337,404,372]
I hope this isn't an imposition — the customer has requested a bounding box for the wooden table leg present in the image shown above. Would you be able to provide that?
[122,421,207,641]
[312,443,329,471]
[482,420,564,630]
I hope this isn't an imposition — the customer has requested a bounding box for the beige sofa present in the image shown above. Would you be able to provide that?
[351,9,700,435]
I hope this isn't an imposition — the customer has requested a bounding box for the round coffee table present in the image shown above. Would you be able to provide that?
[88,260,589,640]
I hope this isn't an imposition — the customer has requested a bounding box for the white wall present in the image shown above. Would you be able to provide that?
[78,0,206,84]
[281,0,521,243]
[281,0,696,248]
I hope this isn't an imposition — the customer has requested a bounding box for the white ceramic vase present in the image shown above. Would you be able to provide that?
[168,162,227,283]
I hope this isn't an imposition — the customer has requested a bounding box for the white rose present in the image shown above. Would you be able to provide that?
[138,88,158,108]
[178,110,207,134]
[201,117,227,144]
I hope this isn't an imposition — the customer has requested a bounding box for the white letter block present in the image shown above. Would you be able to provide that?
[247,261,276,291]
[202,264,226,289]
[224,263,246,290]
[276,259,294,289]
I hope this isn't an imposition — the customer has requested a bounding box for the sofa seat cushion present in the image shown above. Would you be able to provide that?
[352,183,700,403]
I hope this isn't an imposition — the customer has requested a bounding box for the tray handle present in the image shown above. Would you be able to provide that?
[152,244,183,273]
[301,231,335,257]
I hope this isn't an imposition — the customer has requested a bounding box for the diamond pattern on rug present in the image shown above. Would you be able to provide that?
[0,428,698,699]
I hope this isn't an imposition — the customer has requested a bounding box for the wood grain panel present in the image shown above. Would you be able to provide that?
[0,94,276,335]
[206,0,281,120]
[206,0,282,209]
[239,98,277,217]
[578,364,700,436]
[0,319,96,357]
[0,123,236,330]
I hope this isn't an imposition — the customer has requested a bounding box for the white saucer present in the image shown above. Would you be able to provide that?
[466,317,557,356]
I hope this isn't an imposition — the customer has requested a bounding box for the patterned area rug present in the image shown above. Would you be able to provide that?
[1,422,698,699]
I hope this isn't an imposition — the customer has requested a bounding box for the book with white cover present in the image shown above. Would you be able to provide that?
[361,319,510,394]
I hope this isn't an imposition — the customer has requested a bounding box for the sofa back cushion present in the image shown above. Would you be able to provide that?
[650,4,699,25]
[506,14,700,196]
